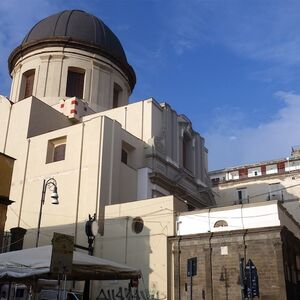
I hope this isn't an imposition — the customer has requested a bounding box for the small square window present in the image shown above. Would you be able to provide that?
[46,136,67,163]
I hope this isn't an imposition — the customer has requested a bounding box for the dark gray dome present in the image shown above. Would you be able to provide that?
[9,10,136,90]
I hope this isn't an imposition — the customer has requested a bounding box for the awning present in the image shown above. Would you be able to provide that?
[0,246,140,281]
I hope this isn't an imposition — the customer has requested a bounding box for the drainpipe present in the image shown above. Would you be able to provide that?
[177,236,182,300]
[124,216,129,264]
[209,232,214,300]
[3,98,12,153]
[18,139,31,227]
[74,122,85,243]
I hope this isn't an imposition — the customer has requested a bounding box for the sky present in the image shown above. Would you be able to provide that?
[1,0,300,170]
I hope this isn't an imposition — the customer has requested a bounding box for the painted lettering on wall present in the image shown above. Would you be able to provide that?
[96,287,156,300]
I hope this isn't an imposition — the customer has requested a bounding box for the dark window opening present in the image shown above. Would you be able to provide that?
[53,144,66,162]
[22,70,35,99]
[121,148,128,164]
[16,289,25,298]
[238,190,243,200]
[237,188,248,204]
[113,83,122,108]
[46,137,67,164]
[66,68,85,99]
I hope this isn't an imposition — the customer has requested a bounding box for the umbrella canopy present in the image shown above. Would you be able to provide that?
[0,246,140,281]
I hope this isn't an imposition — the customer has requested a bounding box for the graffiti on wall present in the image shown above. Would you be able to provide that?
[96,287,157,300]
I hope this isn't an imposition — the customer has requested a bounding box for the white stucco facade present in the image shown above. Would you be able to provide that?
[0,9,215,298]
[177,200,300,239]
[210,152,300,224]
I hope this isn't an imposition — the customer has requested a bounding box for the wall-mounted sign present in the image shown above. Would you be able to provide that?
[50,232,74,274]
[244,259,260,298]
[187,257,197,277]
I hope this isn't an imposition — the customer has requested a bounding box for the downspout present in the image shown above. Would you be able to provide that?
[3,99,13,153]
[208,207,212,232]
[74,122,85,243]
[241,203,245,230]
[124,216,129,264]
[241,229,247,300]
[18,139,31,227]
[242,228,247,270]
[177,236,182,300]
[95,116,104,215]
[209,232,214,300]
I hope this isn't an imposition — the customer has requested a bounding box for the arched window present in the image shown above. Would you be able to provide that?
[20,69,35,100]
[66,67,85,99]
[214,220,228,228]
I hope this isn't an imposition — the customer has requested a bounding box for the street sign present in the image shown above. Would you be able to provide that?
[244,259,260,298]
[50,232,74,274]
[187,257,197,277]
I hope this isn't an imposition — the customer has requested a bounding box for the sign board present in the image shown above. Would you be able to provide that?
[244,259,260,298]
[50,232,74,274]
[187,257,197,277]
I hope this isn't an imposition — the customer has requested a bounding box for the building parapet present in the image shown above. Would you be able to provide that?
[176,200,300,239]
[210,156,300,185]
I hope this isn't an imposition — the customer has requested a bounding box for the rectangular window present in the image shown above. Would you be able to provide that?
[236,188,248,204]
[46,136,67,163]
[20,69,35,100]
[66,68,85,99]
[24,70,35,98]
[113,83,122,108]
[121,141,135,167]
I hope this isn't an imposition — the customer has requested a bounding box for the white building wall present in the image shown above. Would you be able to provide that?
[266,164,278,174]
[177,201,300,239]
[10,47,131,112]
[248,166,262,177]
[94,196,188,300]
[212,171,300,224]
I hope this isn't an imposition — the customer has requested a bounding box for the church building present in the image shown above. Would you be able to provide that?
[0,10,214,298]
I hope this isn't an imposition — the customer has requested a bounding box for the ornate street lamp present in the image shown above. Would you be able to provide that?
[36,178,59,247]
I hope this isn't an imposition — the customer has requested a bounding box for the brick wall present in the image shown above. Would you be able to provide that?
[169,226,300,300]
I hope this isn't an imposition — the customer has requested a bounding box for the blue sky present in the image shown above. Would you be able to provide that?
[1,0,300,170]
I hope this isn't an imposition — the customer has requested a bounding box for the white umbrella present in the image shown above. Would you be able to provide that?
[0,246,140,281]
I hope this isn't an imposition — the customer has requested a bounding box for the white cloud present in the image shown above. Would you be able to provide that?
[205,91,300,170]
